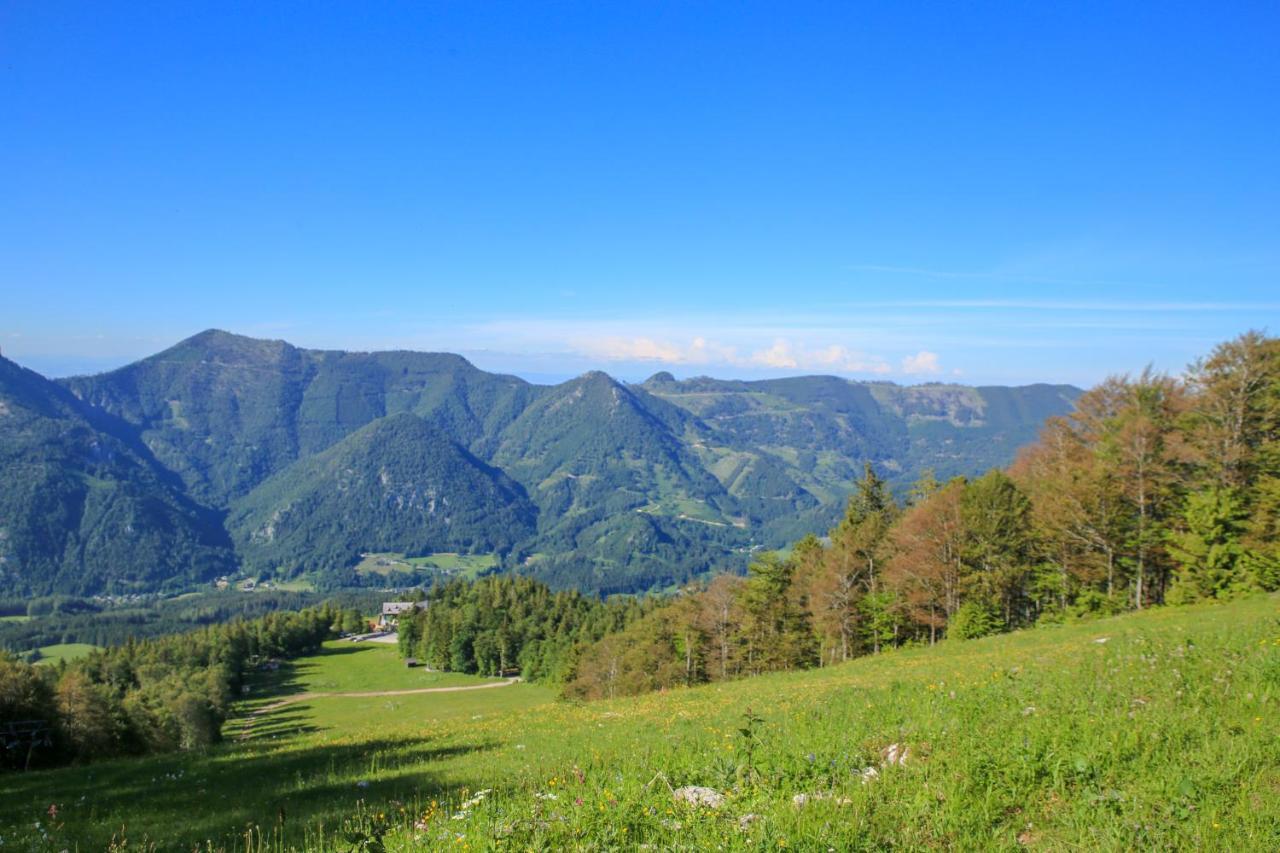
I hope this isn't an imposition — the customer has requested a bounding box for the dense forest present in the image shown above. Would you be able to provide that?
[395,576,652,682]
[0,605,358,770]
[563,331,1280,698]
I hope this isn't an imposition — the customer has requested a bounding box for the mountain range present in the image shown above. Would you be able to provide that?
[0,330,1080,595]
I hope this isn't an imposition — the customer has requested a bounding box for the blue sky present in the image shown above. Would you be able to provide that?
[1,2,1277,386]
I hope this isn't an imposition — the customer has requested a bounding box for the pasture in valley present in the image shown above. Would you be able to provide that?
[1,596,1276,850]
[31,642,99,664]
[352,552,498,579]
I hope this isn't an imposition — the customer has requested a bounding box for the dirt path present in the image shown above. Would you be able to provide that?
[235,678,518,740]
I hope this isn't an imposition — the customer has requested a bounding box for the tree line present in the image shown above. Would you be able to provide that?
[0,604,357,770]
[0,590,384,656]
[565,332,1280,698]
[396,575,652,682]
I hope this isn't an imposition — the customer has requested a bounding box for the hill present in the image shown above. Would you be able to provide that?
[61,329,536,506]
[0,330,1084,594]
[0,356,235,595]
[227,413,536,576]
[1,593,1274,849]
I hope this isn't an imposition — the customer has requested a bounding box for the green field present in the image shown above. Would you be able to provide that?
[248,640,505,695]
[31,642,98,664]
[353,551,497,578]
[270,578,317,592]
[2,595,1277,850]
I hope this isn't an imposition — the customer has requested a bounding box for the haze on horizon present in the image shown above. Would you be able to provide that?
[2,3,1277,387]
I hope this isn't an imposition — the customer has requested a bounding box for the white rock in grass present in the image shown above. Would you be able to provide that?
[881,743,910,766]
[673,786,725,809]
[859,766,880,784]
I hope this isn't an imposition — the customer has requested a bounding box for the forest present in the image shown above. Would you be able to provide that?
[395,576,652,682]
[0,605,360,770]
[556,331,1280,697]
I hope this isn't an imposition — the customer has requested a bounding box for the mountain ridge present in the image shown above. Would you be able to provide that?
[0,330,1081,594]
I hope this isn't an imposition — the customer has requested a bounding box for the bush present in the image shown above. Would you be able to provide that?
[948,602,1000,640]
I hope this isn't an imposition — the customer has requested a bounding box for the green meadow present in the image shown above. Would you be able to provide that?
[2,595,1277,850]
[31,642,98,664]
[352,552,498,578]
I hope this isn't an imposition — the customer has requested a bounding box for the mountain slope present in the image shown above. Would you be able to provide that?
[0,357,235,595]
[0,331,1087,594]
[227,413,536,576]
[62,330,536,505]
[642,373,1082,494]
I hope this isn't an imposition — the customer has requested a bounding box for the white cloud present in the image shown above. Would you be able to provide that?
[901,350,942,375]
[571,333,894,375]
[749,339,798,369]
[428,316,943,379]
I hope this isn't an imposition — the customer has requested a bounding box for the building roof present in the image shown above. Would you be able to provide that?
[381,601,425,615]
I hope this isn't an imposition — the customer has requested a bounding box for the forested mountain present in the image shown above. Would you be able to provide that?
[61,330,536,505]
[0,330,1080,595]
[228,413,536,576]
[0,356,235,595]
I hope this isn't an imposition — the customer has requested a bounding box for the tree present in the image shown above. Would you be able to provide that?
[959,470,1034,628]
[1078,371,1189,608]
[55,670,125,761]
[738,553,816,674]
[813,465,898,658]
[884,477,967,644]
[695,573,744,680]
[1012,416,1128,607]
[1167,487,1247,602]
[1184,331,1280,490]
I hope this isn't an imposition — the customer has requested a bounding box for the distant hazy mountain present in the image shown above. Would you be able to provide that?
[0,330,1079,595]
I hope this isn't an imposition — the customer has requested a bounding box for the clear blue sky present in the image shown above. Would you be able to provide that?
[2,2,1277,386]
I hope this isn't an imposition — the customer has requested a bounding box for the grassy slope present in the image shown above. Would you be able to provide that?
[247,641,506,695]
[33,642,99,664]
[2,596,1277,850]
[353,551,498,578]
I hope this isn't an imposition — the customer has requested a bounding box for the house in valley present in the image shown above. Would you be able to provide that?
[378,601,426,629]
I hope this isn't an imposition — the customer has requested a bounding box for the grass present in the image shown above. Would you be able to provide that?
[249,641,505,696]
[353,552,497,579]
[271,578,317,592]
[32,642,99,664]
[2,594,1277,850]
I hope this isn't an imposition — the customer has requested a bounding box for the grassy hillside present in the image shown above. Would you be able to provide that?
[2,595,1275,850]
